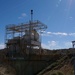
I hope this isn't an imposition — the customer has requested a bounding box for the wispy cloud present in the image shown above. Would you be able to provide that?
[56,0,62,7]
[0,44,5,49]
[69,16,73,20]
[46,32,51,35]
[18,13,26,19]
[52,32,68,36]
[41,31,75,37]
[69,33,75,36]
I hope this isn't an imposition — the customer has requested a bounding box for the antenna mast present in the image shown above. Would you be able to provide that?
[31,10,33,22]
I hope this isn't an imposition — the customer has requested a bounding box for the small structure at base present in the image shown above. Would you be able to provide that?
[72,41,75,48]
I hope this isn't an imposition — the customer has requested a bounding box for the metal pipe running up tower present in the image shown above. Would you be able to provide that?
[31,10,33,22]
[29,10,33,54]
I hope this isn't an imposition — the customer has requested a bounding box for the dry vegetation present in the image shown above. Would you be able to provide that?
[0,48,75,75]
[0,64,16,75]
[37,49,75,75]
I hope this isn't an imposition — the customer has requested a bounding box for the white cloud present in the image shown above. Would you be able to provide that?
[64,42,72,48]
[40,31,75,37]
[48,41,61,49]
[47,32,52,35]
[22,13,26,17]
[41,43,50,49]
[42,41,72,50]
[41,31,68,36]
[42,41,60,49]
[18,13,26,19]
[69,17,73,20]
[56,0,62,7]
[53,32,68,36]
[48,41,56,47]
[0,44,5,49]
[40,31,46,33]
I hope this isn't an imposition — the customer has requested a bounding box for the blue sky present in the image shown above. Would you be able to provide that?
[0,0,75,49]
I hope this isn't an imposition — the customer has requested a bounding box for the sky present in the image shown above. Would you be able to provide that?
[0,0,75,49]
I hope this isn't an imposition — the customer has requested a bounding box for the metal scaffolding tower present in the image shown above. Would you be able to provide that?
[5,10,47,57]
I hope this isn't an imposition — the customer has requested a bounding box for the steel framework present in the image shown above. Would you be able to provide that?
[5,20,47,56]
[72,41,75,48]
